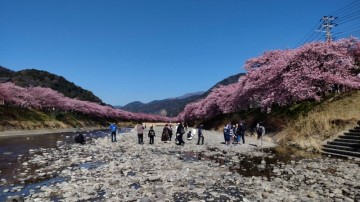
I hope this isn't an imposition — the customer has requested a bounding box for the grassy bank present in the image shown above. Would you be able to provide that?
[275,90,360,150]
[0,106,134,132]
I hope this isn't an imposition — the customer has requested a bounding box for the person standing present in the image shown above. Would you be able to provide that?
[237,122,246,144]
[197,124,204,145]
[223,123,231,145]
[148,126,156,144]
[109,123,117,142]
[168,124,173,141]
[256,123,265,147]
[137,122,145,144]
[229,124,235,144]
[235,124,240,144]
[176,122,185,145]
[161,124,170,142]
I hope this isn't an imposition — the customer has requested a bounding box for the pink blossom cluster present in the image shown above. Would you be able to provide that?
[178,38,360,121]
[0,82,173,122]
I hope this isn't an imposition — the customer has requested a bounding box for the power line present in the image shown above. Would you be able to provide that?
[297,1,360,46]
[329,0,360,17]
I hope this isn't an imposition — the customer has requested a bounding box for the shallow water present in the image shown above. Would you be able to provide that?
[181,146,320,180]
[0,128,131,201]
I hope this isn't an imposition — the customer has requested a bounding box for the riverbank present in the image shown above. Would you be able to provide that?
[0,126,104,137]
[2,127,360,201]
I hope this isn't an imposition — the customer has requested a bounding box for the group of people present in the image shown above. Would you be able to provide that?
[223,122,265,147]
[108,121,265,147]
[223,122,245,145]
[108,122,204,146]
[155,122,204,145]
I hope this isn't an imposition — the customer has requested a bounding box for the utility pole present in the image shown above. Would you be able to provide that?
[318,16,337,43]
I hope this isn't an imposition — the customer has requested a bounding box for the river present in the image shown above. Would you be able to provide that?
[0,128,131,201]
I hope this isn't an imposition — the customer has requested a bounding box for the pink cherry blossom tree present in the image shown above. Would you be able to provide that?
[178,37,360,122]
[0,82,172,122]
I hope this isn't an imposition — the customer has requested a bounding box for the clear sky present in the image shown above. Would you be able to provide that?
[0,0,358,106]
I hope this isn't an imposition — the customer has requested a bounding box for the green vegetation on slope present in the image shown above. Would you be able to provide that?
[0,105,133,131]
[0,66,103,104]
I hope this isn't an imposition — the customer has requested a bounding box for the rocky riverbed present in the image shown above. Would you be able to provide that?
[1,127,360,201]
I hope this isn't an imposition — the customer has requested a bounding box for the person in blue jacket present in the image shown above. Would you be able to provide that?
[109,123,117,142]
[197,124,204,145]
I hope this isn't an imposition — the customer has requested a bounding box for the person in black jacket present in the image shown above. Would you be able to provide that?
[176,122,185,145]
[148,126,156,144]
[75,133,85,145]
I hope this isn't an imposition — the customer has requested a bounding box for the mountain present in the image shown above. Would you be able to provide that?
[0,66,15,77]
[120,95,202,117]
[120,73,245,117]
[201,73,245,97]
[0,66,103,104]
[173,91,204,100]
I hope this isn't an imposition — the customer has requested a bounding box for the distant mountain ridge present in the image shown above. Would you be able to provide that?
[120,73,245,117]
[172,91,204,100]
[0,66,103,104]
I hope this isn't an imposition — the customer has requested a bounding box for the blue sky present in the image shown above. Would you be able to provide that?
[0,0,357,106]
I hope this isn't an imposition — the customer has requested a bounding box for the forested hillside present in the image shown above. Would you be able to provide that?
[0,66,103,104]
[120,73,245,116]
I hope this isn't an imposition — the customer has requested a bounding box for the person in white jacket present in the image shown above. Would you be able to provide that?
[256,123,265,147]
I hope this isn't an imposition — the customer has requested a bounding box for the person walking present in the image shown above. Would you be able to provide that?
[109,123,117,142]
[256,123,265,147]
[176,122,185,145]
[197,124,204,145]
[137,122,145,144]
[148,126,156,144]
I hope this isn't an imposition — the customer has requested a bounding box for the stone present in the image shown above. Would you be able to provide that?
[6,195,24,202]
[262,192,270,199]
[140,196,152,202]
[308,191,317,198]
[148,176,161,181]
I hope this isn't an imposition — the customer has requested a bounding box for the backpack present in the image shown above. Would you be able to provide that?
[179,126,185,134]
[149,130,155,137]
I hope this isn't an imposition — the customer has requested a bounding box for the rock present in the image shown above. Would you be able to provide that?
[332,188,342,194]
[262,192,270,199]
[308,191,317,198]
[108,179,119,185]
[148,176,161,181]
[6,195,24,202]
[343,196,354,202]
[140,196,152,202]
[38,173,46,177]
